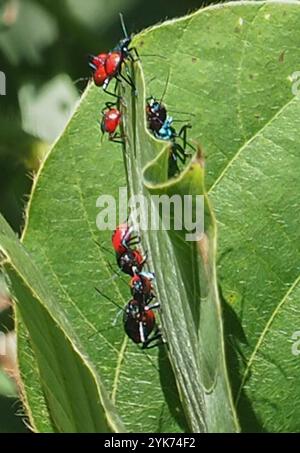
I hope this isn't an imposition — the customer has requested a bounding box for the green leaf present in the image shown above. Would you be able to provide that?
[0,214,125,433]
[120,60,239,432]
[21,86,186,432]
[212,88,300,430]
[17,0,300,433]
[131,0,300,432]
[208,2,300,432]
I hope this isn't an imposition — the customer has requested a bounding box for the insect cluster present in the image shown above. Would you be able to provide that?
[89,15,195,349]
[96,222,162,349]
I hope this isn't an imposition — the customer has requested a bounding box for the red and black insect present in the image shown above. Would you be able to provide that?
[146,97,167,133]
[145,73,169,134]
[101,102,123,143]
[89,53,108,86]
[130,272,155,303]
[94,226,145,277]
[112,223,146,276]
[95,288,161,349]
[123,299,161,349]
[117,249,147,276]
[88,14,138,97]
[112,222,140,255]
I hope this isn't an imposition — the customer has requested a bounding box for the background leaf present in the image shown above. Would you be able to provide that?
[0,214,125,433]
[212,91,300,432]
[0,0,58,65]
[132,0,300,431]
[18,74,79,143]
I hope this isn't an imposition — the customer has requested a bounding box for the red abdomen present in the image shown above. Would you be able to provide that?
[102,108,121,134]
[91,53,107,70]
[105,51,122,77]
[123,300,156,344]
[142,309,155,333]
[93,65,108,86]
[142,276,152,294]
[112,223,129,254]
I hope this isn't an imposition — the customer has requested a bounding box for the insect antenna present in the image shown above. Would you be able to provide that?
[95,287,125,313]
[94,240,130,288]
[159,68,171,104]
[73,77,90,86]
[94,240,115,257]
[140,345,161,374]
[169,110,195,117]
[139,54,167,59]
[119,13,129,38]
[106,259,129,288]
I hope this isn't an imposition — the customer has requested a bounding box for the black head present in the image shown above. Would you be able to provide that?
[125,299,140,317]
[118,36,131,51]
[117,250,140,276]
[130,278,148,306]
[131,279,143,296]
[123,299,141,343]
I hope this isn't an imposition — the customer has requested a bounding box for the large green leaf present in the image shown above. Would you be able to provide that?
[0,214,125,433]
[21,87,185,431]
[17,0,300,432]
[120,62,238,432]
[212,90,300,432]
[132,0,300,431]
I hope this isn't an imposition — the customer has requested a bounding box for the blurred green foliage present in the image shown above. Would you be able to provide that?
[0,0,217,433]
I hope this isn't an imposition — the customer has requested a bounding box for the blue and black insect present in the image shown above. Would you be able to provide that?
[146,94,194,176]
